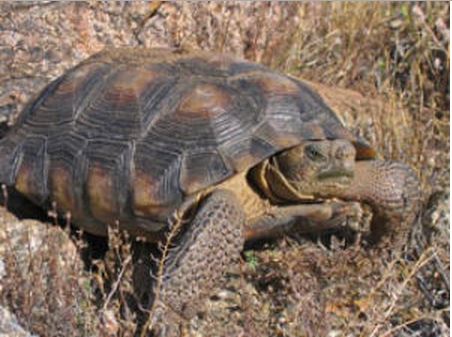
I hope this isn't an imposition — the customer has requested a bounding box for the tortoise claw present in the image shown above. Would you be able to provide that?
[330,201,370,232]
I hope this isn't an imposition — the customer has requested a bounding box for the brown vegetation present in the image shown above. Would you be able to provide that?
[0,2,449,337]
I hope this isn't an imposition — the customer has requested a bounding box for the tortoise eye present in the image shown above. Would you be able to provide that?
[305,145,326,162]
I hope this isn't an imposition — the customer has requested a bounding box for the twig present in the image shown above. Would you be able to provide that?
[369,249,436,337]
[431,250,450,291]
[140,211,185,337]
[412,5,448,54]
[102,255,132,311]
[379,312,449,337]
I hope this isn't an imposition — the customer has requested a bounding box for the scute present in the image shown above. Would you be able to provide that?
[83,139,132,220]
[180,149,231,194]
[132,141,182,219]
[218,136,277,173]
[0,48,376,236]
[175,83,233,120]
[19,62,112,136]
[14,137,48,204]
[0,135,22,185]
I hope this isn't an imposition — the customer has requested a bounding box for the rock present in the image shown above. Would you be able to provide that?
[0,206,89,336]
[0,305,38,337]
[0,207,80,287]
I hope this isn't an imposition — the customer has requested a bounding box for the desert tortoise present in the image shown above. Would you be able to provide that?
[0,48,420,330]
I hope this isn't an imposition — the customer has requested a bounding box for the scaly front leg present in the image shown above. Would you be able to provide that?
[151,189,245,336]
[335,160,421,244]
[244,201,365,242]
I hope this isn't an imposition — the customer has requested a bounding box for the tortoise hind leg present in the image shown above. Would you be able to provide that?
[151,189,245,336]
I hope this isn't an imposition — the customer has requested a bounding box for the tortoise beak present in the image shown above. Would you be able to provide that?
[317,140,355,181]
[317,168,354,181]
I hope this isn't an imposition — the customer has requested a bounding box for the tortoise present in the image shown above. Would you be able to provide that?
[0,48,420,332]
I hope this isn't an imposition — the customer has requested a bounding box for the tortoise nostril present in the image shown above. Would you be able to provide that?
[342,159,355,174]
[335,146,346,159]
[335,144,355,160]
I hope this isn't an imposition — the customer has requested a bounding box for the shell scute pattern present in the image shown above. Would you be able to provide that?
[0,49,371,235]
[14,136,48,204]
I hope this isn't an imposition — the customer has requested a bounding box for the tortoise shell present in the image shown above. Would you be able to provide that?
[0,48,375,237]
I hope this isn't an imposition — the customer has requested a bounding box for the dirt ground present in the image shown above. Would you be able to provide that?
[0,2,449,337]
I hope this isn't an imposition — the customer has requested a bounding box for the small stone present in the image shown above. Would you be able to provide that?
[327,330,343,337]
[101,310,119,336]
[0,306,38,337]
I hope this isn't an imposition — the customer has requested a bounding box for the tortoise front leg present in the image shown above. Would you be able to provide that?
[244,201,364,242]
[151,189,244,336]
[336,160,421,243]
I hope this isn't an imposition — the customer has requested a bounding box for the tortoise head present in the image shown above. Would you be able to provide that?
[269,140,357,200]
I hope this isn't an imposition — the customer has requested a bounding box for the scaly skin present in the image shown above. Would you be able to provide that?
[271,140,421,244]
[151,189,244,336]
[333,160,421,244]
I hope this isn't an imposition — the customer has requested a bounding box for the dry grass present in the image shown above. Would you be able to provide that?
[0,209,101,336]
[0,2,449,337]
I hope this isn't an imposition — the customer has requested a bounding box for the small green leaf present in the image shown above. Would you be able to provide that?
[244,251,258,271]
